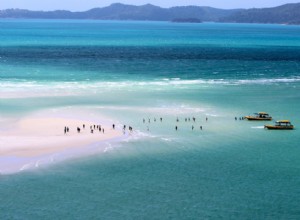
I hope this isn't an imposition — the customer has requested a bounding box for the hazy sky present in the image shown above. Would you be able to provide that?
[1,0,299,11]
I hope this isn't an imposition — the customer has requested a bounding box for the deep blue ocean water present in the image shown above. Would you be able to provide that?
[0,20,300,219]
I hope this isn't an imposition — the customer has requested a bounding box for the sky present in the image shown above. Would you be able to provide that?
[0,0,299,11]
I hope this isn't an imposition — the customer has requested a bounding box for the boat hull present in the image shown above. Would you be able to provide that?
[264,125,294,130]
[245,116,272,121]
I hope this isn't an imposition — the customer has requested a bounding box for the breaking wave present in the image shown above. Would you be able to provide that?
[1,77,300,98]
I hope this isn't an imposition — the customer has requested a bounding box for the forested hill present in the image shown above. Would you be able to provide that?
[0,3,300,25]
[0,3,241,21]
[221,3,300,24]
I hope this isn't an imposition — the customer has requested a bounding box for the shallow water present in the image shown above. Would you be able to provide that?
[0,20,300,219]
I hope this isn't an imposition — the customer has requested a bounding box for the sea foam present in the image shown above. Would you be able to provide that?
[1,77,300,98]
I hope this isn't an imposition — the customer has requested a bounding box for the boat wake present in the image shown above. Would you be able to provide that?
[251,126,265,129]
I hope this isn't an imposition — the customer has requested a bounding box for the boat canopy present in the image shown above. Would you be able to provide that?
[258,112,269,115]
[277,120,290,123]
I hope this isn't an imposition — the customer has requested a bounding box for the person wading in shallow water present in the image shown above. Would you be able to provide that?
[64,126,67,135]
[175,126,178,131]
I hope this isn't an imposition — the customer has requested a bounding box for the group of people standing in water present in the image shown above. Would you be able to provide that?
[64,123,134,135]
[64,116,209,135]
[143,116,207,131]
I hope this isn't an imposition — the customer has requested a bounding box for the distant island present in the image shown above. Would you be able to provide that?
[220,3,300,24]
[172,18,202,23]
[0,3,299,25]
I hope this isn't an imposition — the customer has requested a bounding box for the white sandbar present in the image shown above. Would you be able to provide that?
[0,115,125,174]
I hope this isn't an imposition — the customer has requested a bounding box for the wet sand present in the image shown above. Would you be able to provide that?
[0,117,123,157]
[0,114,125,174]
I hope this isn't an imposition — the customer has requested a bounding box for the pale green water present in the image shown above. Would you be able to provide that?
[0,20,300,219]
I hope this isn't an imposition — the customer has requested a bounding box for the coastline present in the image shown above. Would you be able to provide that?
[0,112,128,174]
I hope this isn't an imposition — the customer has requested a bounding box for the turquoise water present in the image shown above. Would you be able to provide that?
[0,20,300,219]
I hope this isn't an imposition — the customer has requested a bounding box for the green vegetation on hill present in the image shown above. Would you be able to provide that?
[221,3,300,24]
[0,3,300,25]
[0,3,240,21]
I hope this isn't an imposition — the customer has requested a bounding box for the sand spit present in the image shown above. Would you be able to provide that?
[0,115,125,174]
